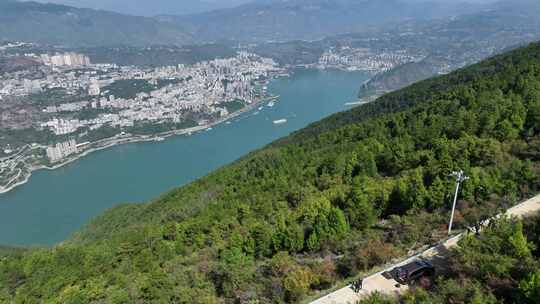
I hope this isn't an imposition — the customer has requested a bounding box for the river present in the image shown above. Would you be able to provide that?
[0,68,370,246]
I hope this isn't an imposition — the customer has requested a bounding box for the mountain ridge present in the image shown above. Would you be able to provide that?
[0,0,517,47]
[0,0,193,46]
[167,0,487,43]
[25,0,253,17]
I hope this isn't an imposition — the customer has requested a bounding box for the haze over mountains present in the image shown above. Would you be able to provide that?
[168,0,491,43]
[28,0,500,17]
[28,0,252,16]
[0,0,193,46]
[1,0,511,47]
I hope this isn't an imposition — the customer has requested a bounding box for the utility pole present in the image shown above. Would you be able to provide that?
[448,170,469,235]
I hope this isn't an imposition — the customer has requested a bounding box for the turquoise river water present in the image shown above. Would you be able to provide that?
[0,69,370,246]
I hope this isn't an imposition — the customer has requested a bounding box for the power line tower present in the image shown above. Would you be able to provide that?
[448,170,469,235]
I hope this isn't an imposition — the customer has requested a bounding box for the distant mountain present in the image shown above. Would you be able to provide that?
[27,0,253,17]
[356,0,540,98]
[0,0,192,47]
[80,44,237,67]
[358,58,443,99]
[166,0,486,43]
[0,55,40,73]
[3,0,534,49]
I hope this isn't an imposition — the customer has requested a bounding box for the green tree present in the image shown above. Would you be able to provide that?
[519,269,540,304]
[346,189,377,230]
[283,267,314,302]
[427,176,447,210]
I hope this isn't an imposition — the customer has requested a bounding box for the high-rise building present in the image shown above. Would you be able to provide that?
[46,139,78,163]
[88,79,101,96]
[41,52,91,67]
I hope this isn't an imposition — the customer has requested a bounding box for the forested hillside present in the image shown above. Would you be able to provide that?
[360,215,540,303]
[357,58,444,100]
[3,43,540,303]
[0,0,192,46]
[169,0,483,43]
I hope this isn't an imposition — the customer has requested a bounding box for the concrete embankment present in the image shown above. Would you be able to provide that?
[0,99,266,195]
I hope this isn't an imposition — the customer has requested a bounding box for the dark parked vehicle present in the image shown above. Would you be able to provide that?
[392,260,435,285]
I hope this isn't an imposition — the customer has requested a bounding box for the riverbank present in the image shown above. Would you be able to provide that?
[0,96,275,195]
[0,68,372,245]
